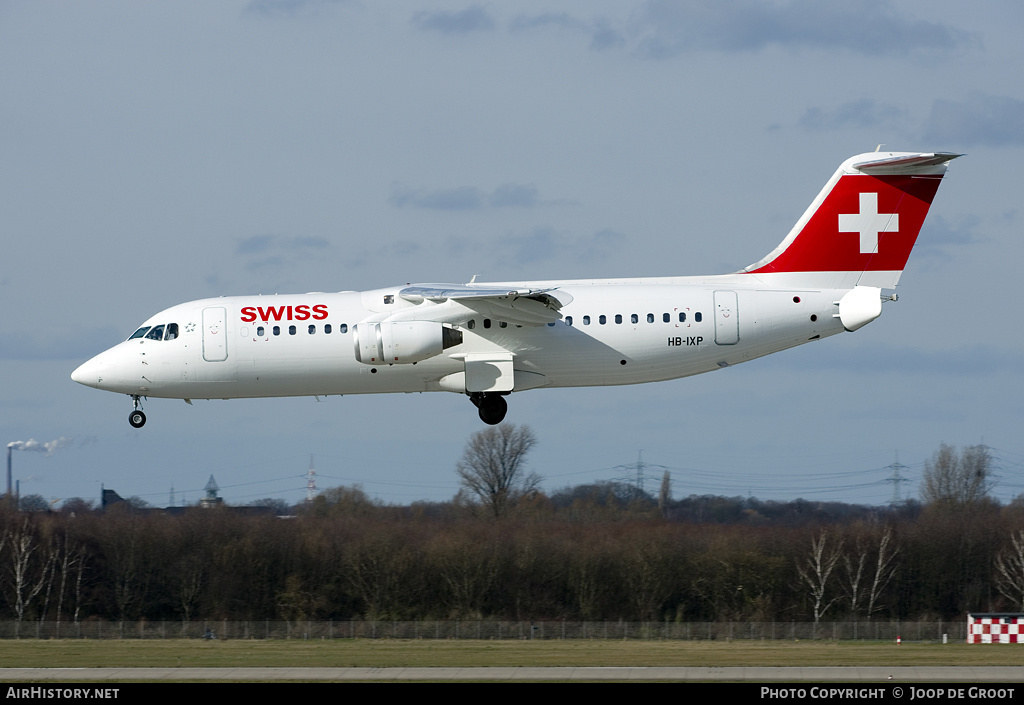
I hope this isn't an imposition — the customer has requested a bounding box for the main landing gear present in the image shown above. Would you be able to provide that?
[470,392,508,425]
[128,395,147,428]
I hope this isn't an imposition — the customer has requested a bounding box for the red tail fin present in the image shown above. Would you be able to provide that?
[745,152,960,289]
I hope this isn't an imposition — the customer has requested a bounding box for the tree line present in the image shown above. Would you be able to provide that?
[1,436,1019,625]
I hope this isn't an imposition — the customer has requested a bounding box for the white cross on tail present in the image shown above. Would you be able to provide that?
[838,192,898,254]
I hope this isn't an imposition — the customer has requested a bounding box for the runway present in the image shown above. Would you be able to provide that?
[2,666,1023,681]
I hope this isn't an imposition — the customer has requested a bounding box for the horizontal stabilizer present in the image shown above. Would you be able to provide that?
[851,152,962,174]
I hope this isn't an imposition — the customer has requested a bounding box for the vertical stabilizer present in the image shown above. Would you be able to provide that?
[744,152,960,289]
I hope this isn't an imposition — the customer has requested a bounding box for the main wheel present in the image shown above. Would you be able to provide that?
[477,394,507,425]
[128,410,147,428]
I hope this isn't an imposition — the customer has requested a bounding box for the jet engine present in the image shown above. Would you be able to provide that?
[353,321,462,364]
[834,286,882,332]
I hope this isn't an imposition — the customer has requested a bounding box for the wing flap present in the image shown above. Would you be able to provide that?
[398,284,571,327]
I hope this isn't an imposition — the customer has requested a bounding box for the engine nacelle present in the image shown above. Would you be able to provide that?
[353,321,462,365]
[835,285,882,332]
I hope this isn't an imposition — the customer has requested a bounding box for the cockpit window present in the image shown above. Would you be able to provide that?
[130,323,179,341]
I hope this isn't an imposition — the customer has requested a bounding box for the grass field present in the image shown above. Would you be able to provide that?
[2,640,1024,669]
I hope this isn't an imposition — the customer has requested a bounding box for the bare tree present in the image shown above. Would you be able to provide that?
[1,518,56,632]
[52,533,87,632]
[429,532,499,619]
[176,553,205,622]
[797,529,843,624]
[456,424,541,518]
[865,526,898,620]
[843,539,868,618]
[844,525,899,620]
[995,530,1024,610]
[921,443,993,507]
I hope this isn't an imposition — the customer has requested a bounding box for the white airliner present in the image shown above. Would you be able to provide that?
[73,151,959,427]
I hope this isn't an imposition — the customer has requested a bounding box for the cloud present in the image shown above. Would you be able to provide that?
[390,185,485,211]
[1,326,124,361]
[243,0,349,19]
[590,20,627,52]
[343,227,625,273]
[908,214,983,270]
[412,6,496,34]
[509,13,587,33]
[502,228,558,266]
[922,94,1024,148]
[509,12,624,51]
[764,342,1021,378]
[920,214,982,248]
[389,183,558,210]
[235,234,332,271]
[236,234,278,255]
[490,184,540,208]
[576,228,626,263]
[798,100,908,132]
[634,0,971,58]
[499,227,626,267]
[343,240,425,271]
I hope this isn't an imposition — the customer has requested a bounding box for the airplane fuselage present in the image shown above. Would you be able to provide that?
[71,151,960,426]
[72,275,847,402]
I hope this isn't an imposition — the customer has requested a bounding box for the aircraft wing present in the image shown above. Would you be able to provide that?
[399,284,573,326]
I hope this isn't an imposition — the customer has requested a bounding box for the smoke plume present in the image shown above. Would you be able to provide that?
[7,437,72,456]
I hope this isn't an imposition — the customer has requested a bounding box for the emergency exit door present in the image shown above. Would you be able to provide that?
[202,307,228,362]
[714,291,739,345]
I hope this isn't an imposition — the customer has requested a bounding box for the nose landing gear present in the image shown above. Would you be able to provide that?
[128,395,147,428]
[469,392,508,425]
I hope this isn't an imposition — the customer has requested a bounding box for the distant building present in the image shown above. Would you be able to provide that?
[967,613,1024,643]
[200,475,223,509]
[100,482,278,516]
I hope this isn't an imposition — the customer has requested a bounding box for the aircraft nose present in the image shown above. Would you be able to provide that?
[71,356,103,388]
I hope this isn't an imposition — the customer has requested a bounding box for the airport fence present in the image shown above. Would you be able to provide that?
[0,619,968,642]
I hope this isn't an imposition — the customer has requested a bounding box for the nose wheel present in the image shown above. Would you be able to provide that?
[470,392,508,425]
[128,396,147,428]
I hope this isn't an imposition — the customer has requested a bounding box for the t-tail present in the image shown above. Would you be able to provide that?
[744,151,961,291]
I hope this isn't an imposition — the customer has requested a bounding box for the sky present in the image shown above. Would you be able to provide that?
[3,1,1024,509]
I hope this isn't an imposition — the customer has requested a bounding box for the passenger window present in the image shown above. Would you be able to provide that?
[615,314,622,324]
[631,314,638,324]
[565,316,573,326]
[145,325,165,341]
[499,321,507,328]
[257,326,265,336]
[308,325,316,334]
[599,315,606,325]
[325,324,332,334]
[128,327,151,340]
[647,314,654,323]
[164,323,179,340]
[483,319,492,329]
[273,326,281,336]
[583,315,591,325]
[678,312,686,323]
[695,312,703,322]
[340,324,348,333]
[663,313,670,323]
[289,325,296,335]
[467,320,476,330]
